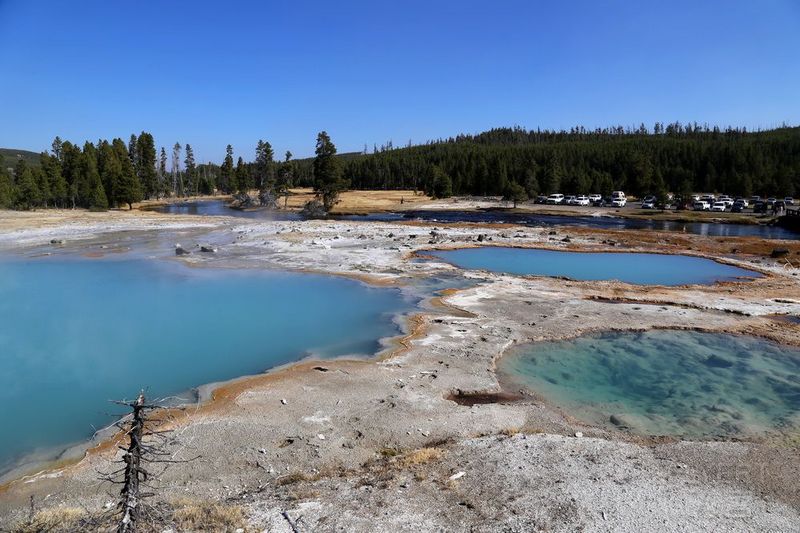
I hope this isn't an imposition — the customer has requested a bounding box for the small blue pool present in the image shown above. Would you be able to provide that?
[428,247,761,285]
[499,330,800,438]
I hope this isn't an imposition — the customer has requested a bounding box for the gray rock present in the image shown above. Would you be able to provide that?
[609,414,631,427]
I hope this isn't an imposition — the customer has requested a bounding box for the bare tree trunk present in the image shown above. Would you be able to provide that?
[118,392,146,533]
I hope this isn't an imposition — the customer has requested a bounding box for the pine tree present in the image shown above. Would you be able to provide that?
[184,144,196,195]
[0,156,12,208]
[14,161,41,210]
[42,153,68,207]
[79,148,107,209]
[503,181,528,208]
[35,165,51,207]
[51,136,63,161]
[523,167,539,197]
[158,147,168,196]
[112,138,143,209]
[235,157,249,193]
[255,140,274,192]
[221,145,235,193]
[424,165,452,198]
[543,153,563,194]
[128,134,138,168]
[313,131,347,211]
[493,159,509,195]
[60,141,83,208]
[171,142,183,196]
[99,141,120,206]
[135,132,157,199]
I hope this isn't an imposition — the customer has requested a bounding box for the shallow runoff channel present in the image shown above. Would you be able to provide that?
[150,200,800,240]
[0,254,414,480]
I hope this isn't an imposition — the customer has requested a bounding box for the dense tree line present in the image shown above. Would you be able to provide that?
[0,133,295,210]
[3,123,798,210]
[340,123,800,199]
[1,134,158,210]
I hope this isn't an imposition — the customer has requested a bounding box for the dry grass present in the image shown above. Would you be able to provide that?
[11,507,87,533]
[276,471,313,486]
[170,499,247,532]
[379,447,401,457]
[283,188,431,213]
[398,447,443,467]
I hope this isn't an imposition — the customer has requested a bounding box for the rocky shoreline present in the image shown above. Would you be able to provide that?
[0,209,799,531]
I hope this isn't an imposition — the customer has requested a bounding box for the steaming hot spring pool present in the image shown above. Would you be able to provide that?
[0,257,410,477]
[499,330,800,438]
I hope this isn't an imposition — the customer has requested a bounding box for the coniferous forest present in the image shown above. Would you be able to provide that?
[1,123,798,210]
[338,123,800,200]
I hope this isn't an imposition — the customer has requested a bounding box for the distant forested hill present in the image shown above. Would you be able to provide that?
[0,148,41,171]
[333,124,800,198]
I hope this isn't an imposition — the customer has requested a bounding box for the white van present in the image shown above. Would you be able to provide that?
[610,191,626,207]
[546,194,565,204]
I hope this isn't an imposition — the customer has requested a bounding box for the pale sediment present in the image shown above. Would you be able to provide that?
[0,209,799,531]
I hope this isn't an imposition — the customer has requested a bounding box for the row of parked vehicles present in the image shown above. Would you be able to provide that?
[531,191,794,214]
[535,191,628,207]
[691,195,794,213]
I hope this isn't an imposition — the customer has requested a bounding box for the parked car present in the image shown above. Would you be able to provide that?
[546,193,565,204]
[535,195,548,204]
[734,197,749,208]
[693,200,711,211]
[732,200,746,213]
[750,196,761,204]
[574,195,590,206]
[718,196,734,207]
[711,201,727,212]
[641,197,656,209]
[588,194,602,203]
[753,201,767,213]
[564,195,577,205]
[785,197,795,206]
[610,191,626,207]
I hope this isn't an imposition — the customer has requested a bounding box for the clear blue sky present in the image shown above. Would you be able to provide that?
[1,0,799,163]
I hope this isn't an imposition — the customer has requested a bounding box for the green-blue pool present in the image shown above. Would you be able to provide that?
[0,258,409,475]
[428,247,760,285]
[499,330,800,437]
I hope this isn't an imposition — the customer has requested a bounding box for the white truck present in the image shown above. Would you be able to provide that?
[610,191,627,207]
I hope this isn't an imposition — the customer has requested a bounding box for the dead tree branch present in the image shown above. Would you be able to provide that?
[117,391,147,533]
